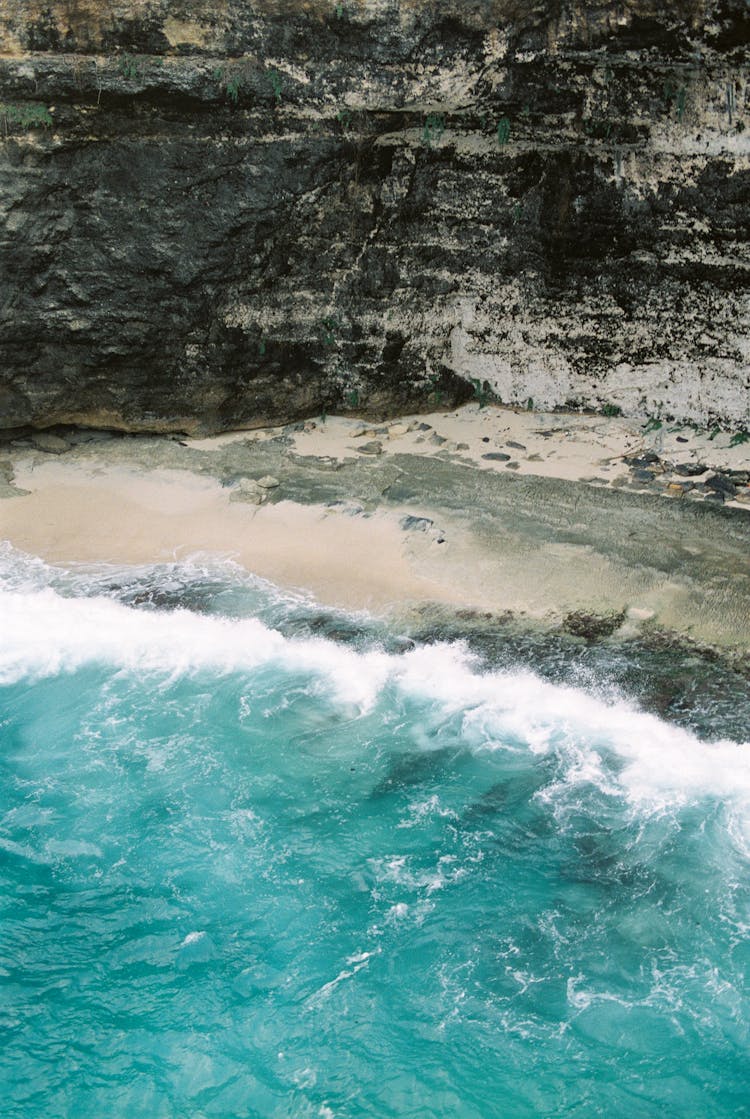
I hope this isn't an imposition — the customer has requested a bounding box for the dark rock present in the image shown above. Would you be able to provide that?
[400,515,433,532]
[625,453,661,468]
[676,435,690,443]
[482,452,511,462]
[632,467,657,481]
[705,472,737,496]
[356,440,383,456]
[506,441,526,451]
[0,2,747,434]
[481,437,490,443]
[673,462,707,476]
[563,611,626,641]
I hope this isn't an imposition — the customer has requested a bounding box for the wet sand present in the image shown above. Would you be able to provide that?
[1,404,749,653]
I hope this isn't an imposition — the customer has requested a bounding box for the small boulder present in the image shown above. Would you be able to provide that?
[482,452,511,462]
[31,433,70,454]
[357,440,383,456]
[674,462,707,477]
[705,473,737,496]
[400,515,433,532]
[230,479,265,505]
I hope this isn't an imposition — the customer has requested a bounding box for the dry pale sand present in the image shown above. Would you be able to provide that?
[191,402,750,506]
[2,403,749,648]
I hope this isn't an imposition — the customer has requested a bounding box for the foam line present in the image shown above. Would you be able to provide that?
[1,586,748,818]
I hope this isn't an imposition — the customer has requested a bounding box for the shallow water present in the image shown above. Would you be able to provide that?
[1,546,749,1117]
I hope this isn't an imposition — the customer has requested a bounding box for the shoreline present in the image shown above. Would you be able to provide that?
[1,404,749,660]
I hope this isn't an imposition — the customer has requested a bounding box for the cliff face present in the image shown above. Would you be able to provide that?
[0,0,747,433]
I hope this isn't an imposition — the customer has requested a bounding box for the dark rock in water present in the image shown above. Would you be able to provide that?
[124,585,217,613]
[563,611,626,641]
[726,470,750,485]
[0,2,747,433]
[705,473,737,496]
[401,515,433,532]
[632,467,656,482]
[674,462,707,476]
[482,452,512,462]
[371,747,457,797]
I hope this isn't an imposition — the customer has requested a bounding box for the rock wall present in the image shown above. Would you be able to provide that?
[0,0,747,433]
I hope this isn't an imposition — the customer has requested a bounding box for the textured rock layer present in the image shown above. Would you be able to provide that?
[0,0,748,433]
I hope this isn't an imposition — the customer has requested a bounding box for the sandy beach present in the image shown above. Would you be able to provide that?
[2,403,749,655]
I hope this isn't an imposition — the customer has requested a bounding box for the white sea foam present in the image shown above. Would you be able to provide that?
[1,583,749,820]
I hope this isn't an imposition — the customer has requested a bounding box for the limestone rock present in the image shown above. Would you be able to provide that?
[31,433,70,454]
[0,1,747,434]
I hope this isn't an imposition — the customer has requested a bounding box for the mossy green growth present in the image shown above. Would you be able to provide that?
[266,68,283,103]
[117,53,147,81]
[422,113,445,146]
[0,102,53,131]
[496,117,511,146]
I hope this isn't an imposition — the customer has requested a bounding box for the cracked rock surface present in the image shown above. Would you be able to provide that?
[0,0,748,433]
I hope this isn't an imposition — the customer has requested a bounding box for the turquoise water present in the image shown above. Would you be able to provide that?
[1,548,749,1118]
